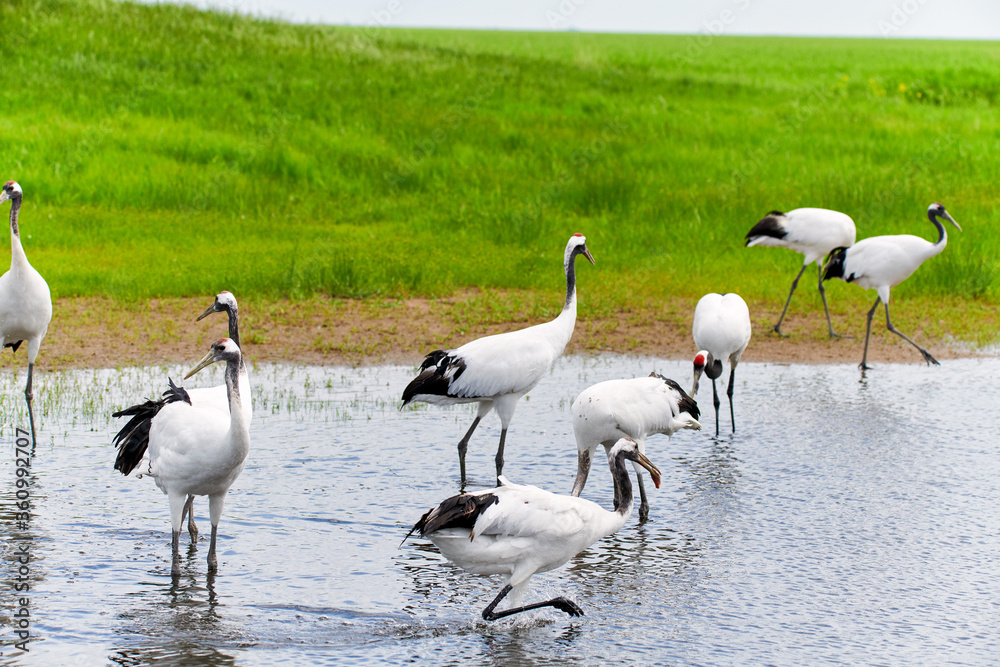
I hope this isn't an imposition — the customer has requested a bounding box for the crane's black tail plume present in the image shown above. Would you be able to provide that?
[649,372,701,420]
[401,492,500,546]
[112,379,191,475]
[744,211,787,245]
[823,247,850,281]
[400,349,465,406]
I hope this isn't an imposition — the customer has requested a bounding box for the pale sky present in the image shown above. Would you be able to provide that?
[145,0,1000,39]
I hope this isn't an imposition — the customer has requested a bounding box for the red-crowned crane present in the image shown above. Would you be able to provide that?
[745,208,856,337]
[112,291,252,539]
[823,203,960,369]
[401,234,595,486]
[112,339,251,576]
[0,181,52,411]
[405,437,660,620]
[691,293,752,436]
[570,372,700,522]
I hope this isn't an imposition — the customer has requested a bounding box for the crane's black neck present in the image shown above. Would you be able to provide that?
[8,192,21,238]
[226,306,241,348]
[564,248,581,310]
[609,451,634,515]
[928,210,946,246]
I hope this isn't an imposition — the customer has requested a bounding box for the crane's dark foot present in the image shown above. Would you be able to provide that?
[858,362,873,371]
[638,504,649,524]
[921,351,940,366]
[551,597,585,617]
[771,324,789,337]
[829,331,853,339]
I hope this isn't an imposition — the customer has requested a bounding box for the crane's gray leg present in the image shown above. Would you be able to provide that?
[24,397,37,448]
[181,495,198,539]
[727,367,737,433]
[884,302,939,366]
[25,362,34,403]
[817,263,844,338]
[774,264,809,336]
[494,429,508,486]
[208,524,219,572]
[171,530,182,576]
[457,417,482,486]
[482,584,584,621]
[711,378,721,437]
[860,297,881,370]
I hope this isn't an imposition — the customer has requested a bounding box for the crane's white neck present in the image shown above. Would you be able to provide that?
[224,357,251,457]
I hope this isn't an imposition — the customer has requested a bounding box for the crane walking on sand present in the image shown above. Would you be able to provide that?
[691,293,752,436]
[0,181,52,419]
[405,437,660,620]
[745,208,856,337]
[823,203,960,369]
[112,339,251,576]
[401,234,595,486]
[570,373,700,522]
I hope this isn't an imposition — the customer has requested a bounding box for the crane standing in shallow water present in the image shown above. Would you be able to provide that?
[823,203,960,369]
[691,293,752,437]
[113,339,251,576]
[401,234,595,487]
[570,373,700,522]
[112,291,253,539]
[405,437,660,620]
[745,208,856,337]
[0,181,52,416]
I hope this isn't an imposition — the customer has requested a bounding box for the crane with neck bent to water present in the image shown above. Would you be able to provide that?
[823,203,960,369]
[571,372,700,522]
[401,233,595,487]
[0,181,52,415]
[406,437,661,620]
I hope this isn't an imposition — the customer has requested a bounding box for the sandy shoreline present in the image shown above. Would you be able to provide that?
[15,293,985,375]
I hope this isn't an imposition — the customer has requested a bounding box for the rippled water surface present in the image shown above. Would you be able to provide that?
[1,356,999,665]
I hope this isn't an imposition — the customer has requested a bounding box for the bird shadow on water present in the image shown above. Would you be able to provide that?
[107,571,249,666]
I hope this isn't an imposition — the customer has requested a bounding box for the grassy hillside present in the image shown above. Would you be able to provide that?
[0,0,998,335]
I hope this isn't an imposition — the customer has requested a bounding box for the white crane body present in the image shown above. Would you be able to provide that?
[571,373,700,520]
[402,234,595,484]
[408,438,661,620]
[0,181,52,406]
[746,207,856,336]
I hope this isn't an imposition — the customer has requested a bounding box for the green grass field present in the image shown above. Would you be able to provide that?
[1,0,998,339]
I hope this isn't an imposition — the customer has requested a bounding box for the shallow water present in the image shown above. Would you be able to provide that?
[1,355,999,665]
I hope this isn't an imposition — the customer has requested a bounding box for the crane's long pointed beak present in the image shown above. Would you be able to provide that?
[184,349,218,379]
[583,248,596,265]
[943,211,961,232]
[635,452,662,489]
[0,192,8,205]
[196,303,217,322]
